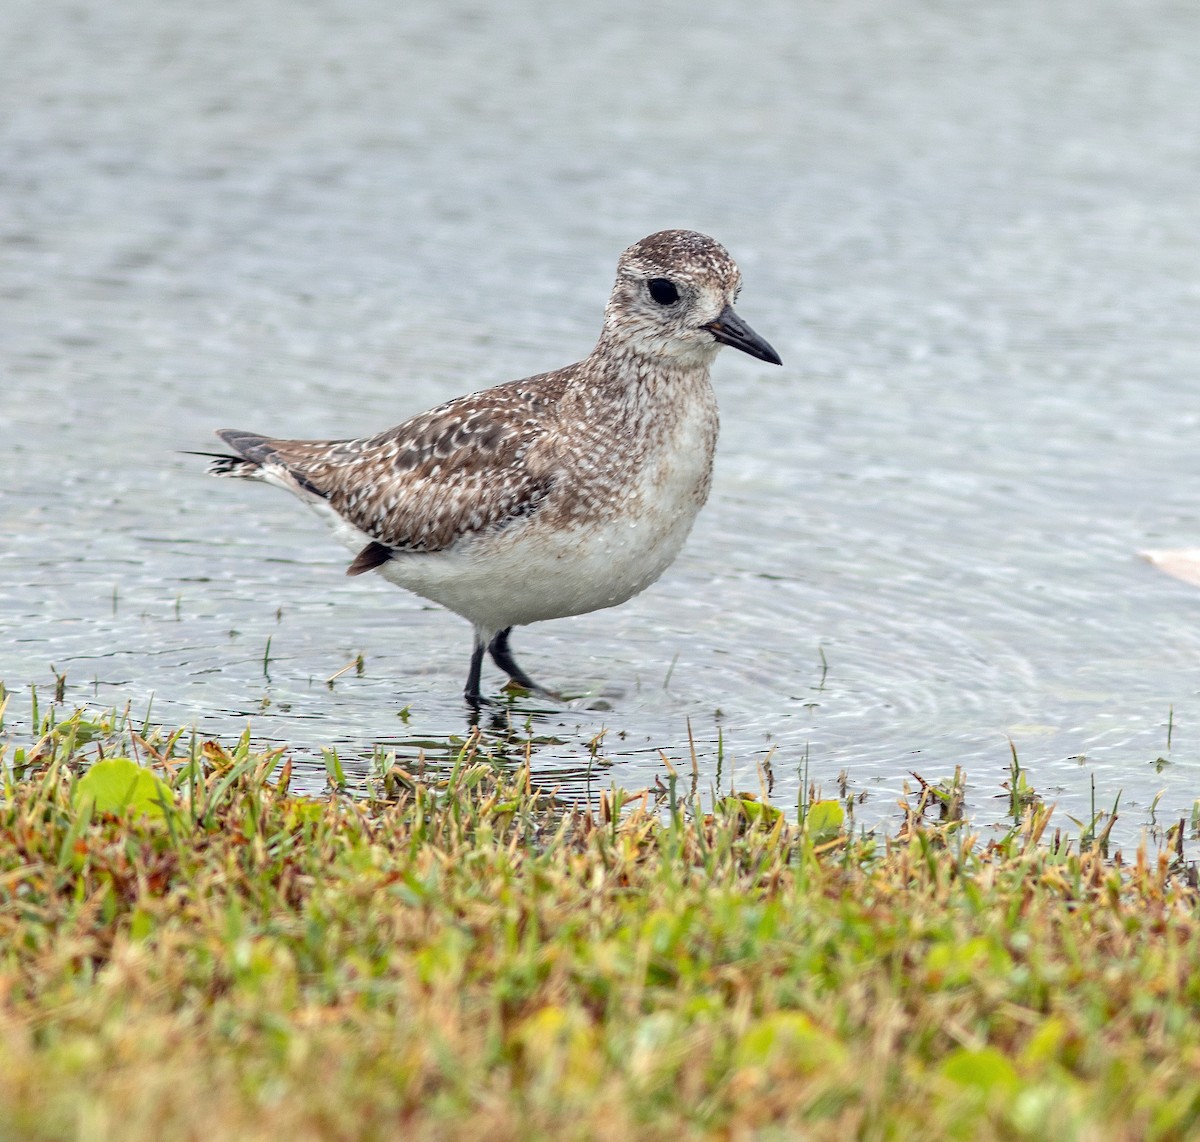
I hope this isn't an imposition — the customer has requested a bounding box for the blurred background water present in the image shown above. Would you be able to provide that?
[3,0,1200,848]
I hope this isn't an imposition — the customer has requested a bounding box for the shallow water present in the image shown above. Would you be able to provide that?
[4,0,1200,849]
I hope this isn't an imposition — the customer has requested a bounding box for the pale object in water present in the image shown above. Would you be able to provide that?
[1139,549,1200,588]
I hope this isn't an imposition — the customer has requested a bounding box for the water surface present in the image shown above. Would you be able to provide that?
[4,0,1200,849]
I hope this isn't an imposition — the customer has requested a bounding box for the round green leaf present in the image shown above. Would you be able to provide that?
[74,758,174,821]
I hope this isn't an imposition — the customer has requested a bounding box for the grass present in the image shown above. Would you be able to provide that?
[0,699,1199,1139]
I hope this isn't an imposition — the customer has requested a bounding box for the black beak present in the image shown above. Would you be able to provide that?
[703,305,782,365]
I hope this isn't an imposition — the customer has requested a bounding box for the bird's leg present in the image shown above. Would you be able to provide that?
[487,627,556,696]
[464,636,488,707]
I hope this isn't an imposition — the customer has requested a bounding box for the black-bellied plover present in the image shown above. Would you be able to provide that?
[205,230,781,705]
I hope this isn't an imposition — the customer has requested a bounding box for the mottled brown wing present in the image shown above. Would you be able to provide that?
[263,375,569,553]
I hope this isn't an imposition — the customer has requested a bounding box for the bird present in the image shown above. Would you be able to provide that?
[204,229,781,706]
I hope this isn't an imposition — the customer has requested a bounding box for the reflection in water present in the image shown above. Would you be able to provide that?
[303,700,622,820]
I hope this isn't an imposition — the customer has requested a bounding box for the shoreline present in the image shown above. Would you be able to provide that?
[0,699,1196,1138]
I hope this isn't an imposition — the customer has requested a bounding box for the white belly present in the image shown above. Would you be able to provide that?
[387,507,699,630]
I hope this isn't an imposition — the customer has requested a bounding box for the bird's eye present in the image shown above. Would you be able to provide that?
[647,278,679,305]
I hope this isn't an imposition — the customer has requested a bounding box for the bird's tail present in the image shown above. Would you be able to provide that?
[211,455,261,478]
[214,428,279,465]
[186,429,279,479]
[181,450,264,478]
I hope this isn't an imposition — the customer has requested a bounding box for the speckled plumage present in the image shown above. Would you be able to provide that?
[207,230,781,704]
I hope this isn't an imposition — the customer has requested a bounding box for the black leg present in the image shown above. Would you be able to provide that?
[464,640,487,706]
[487,627,549,693]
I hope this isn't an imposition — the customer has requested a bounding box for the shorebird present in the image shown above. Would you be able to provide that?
[205,230,781,705]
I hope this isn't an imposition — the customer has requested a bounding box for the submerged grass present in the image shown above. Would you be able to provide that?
[0,703,1199,1139]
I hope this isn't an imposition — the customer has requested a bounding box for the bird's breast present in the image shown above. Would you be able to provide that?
[544,370,720,525]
